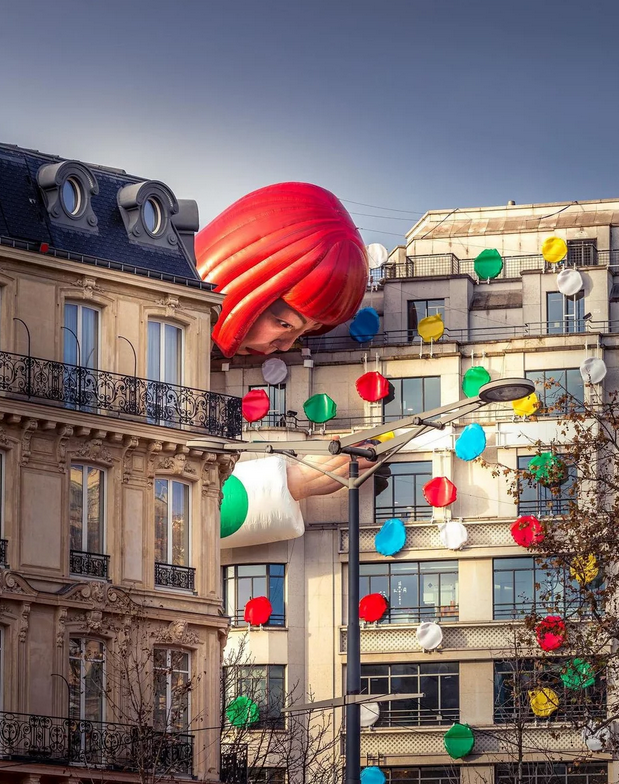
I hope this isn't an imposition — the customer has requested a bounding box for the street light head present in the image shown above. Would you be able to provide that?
[478,377,536,403]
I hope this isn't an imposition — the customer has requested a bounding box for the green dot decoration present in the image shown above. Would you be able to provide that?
[474,249,503,280]
[462,366,491,398]
[444,722,475,759]
[303,393,337,424]
[528,453,567,487]
[561,659,596,691]
[226,695,260,726]
[220,475,249,539]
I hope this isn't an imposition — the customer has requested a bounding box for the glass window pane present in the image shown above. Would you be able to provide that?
[81,307,99,369]
[86,467,103,554]
[171,482,189,566]
[70,465,84,551]
[154,479,168,563]
[148,321,161,380]
[64,304,78,364]
[164,324,182,385]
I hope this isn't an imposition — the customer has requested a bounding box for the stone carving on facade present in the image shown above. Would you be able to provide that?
[0,427,12,448]
[73,437,114,466]
[146,440,163,486]
[156,448,197,478]
[56,607,67,647]
[122,435,140,482]
[73,275,101,299]
[157,294,180,315]
[55,424,74,469]
[154,619,200,646]
[0,570,36,596]
[20,419,39,464]
[19,602,31,643]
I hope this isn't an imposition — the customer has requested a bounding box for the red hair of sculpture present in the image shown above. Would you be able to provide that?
[195,182,368,357]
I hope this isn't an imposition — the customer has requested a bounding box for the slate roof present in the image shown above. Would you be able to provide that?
[0,143,203,283]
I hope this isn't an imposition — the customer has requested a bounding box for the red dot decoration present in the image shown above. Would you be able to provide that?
[242,389,270,423]
[359,593,388,623]
[510,515,544,548]
[356,371,390,402]
[244,596,273,625]
[423,477,457,508]
[535,615,566,651]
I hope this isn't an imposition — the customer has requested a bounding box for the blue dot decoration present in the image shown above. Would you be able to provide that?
[375,518,406,556]
[455,423,487,461]
[349,307,380,343]
[361,768,386,784]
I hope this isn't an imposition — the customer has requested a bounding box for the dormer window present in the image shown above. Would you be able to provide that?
[117,180,178,249]
[37,160,99,231]
[143,195,165,237]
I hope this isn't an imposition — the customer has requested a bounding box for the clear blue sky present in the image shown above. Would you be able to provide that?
[1,0,618,250]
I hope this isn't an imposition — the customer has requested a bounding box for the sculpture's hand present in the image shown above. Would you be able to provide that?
[286,445,377,501]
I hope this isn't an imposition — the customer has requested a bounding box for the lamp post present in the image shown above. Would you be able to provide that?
[189,377,535,784]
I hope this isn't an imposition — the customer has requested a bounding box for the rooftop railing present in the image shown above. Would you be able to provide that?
[0,350,242,439]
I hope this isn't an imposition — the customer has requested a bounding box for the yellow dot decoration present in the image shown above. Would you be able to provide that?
[418,314,445,343]
[528,687,559,717]
[570,554,599,585]
[375,431,395,443]
[512,393,539,418]
[541,236,568,264]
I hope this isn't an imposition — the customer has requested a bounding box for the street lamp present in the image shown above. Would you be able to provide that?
[189,377,534,784]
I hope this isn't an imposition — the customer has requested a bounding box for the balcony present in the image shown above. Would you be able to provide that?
[0,710,193,775]
[0,539,7,567]
[155,562,196,591]
[375,505,433,523]
[0,350,242,438]
[70,549,110,579]
[362,706,459,728]
[221,742,248,784]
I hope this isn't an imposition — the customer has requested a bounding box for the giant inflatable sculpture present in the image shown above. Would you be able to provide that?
[195,182,369,548]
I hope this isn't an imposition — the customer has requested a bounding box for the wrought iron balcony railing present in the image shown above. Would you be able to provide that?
[155,562,196,591]
[0,539,7,567]
[0,350,241,438]
[70,549,110,579]
[221,742,248,784]
[0,710,193,775]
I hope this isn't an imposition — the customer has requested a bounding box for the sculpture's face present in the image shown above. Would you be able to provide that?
[236,299,321,356]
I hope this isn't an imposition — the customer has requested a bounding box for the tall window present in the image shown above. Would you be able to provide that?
[496,764,606,784]
[224,564,285,626]
[248,385,287,427]
[358,561,458,623]
[360,662,459,726]
[154,649,190,732]
[155,480,190,567]
[148,321,183,385]
[375,461,432,521]
[518,455,575,516]
[64,303,99,368]
[69,638,105,722]
[225,665,285,729]
[383,377,441,422]
[546,291,585,334]
[70,465,104,554]
[525,369,584,414]
[493,557,602,620]
[407,300,445,337]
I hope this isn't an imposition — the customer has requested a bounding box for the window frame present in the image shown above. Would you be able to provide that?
[153,647,191,733]
[496,763,607,784]
[248,384,287,427]
[154,478,191,568]
[147,320,185,386]
[524,369,584,415]
[224,564,286,627]
[517,455,576,516]
[225,664,286,730]
[63,302,101,370]
[407,299,445,337]
[379,769,461,784]
[383,377,441,423]
[69,463,105,556]
[375,460,433,521]
[546,291,585,334]
[69,637,106,723]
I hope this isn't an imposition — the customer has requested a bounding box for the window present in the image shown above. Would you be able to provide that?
[567,239,597,268]
[69,638,105,722]
[248,384,287,427]
[69,464,108,578]
[155,479,190,567]
[375,461,432,521]
[407,300,445,337]
[525,369,584,414]
[148,321,183,386]
[546,291,585,334]
[360,662,459,726]
[358,561,458,623]
[224,564,285,626]
[225,665,285,729]
[496,764,606,784]
[383,377,441,422]
[61,177,84,217]
[493,556,603,620]
[64,303,99,369]
[248,769,286,784]
[494,659,605,724]
[517,455,575,516]
[154,649,190,732]
[380,770,458,784]
[143,196,164,237]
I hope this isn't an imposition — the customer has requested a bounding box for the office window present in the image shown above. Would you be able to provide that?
[224,564,285,626]
[381,770,458,784]
[358,561,458,623]
[383,377,441,422]
[525,369,584,414]
[148,321,183,385]
[494,660,605,724]
[64,303,99,368]
[375,461,432,521]
[407,300,445,337]
[546,291,585,334]
[360,662,459,726]
[154,479,190,567]
[248,384,287,427]
[69,638,105,722]
[517,455,575,516]
[225,665,285,729]
[154,648,190,732]
[496,764,606,784]
[493,557,602,620]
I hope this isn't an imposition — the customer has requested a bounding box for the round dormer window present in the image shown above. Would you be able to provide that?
[61,176,84,217]
[142,196,164,237]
